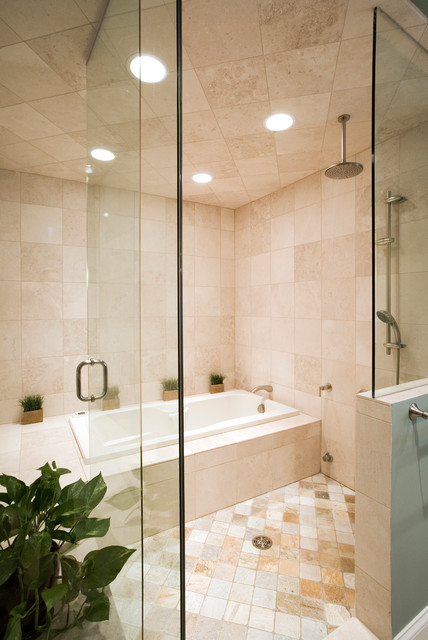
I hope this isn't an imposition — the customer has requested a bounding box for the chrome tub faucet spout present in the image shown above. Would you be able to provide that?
[250,385,273,413]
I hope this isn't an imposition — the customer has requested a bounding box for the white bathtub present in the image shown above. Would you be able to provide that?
[69,389,299,464]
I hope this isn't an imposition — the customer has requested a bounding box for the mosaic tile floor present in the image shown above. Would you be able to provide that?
[141,473,355,640]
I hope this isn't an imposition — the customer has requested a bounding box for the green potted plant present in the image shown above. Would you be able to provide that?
[0,461,135,640]
[19,395,44,425]
[102,385,120,411]
[210,373,225,394]
[161,378,178,402]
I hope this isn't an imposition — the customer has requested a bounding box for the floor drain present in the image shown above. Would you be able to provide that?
[252,535,273,550]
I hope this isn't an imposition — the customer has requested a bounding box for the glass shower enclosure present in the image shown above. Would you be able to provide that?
[372,5,428,395]
[81,0,184,637]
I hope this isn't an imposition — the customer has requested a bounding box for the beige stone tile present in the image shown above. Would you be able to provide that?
[32,134,85,163]
[0,240,20,281]
[63,318,87,355]
[22,319,63,358]
[63,245,86,283]
[62,208,86,247]
[333,36,373,92]
[197,57,268,110]
[322,235,355,279]
[22,282,62,320]
[194,460,237,517]
[295,203,321,246]
[0,282,20,320]
[0,170,20,204]
[0,359,21,402]
[355,567,391,640]
[270,248,294,284]
[322,191,355,239]
[182,0,262,67]
[265,43,339,100]
[21,174,59,208]
[322,320,356,363]
[295,355,322,396]
[0,321,21,361]
[259,0,347,54]
[0,200,20,241]
[21,242,62,282]
[294,280,321,319]
[271,317,294,353]
[295,319,321,357]
[271,283,294,318]
[355,491,391,591]
[356,413,391,508]
[322,277,356,321]
[294,242,321,282]
[214,102,272,138]
[22,356,64,396]
[226,132,275,161]
[21,203,62,245]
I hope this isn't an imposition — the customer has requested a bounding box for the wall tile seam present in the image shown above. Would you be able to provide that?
[355,564,392,596]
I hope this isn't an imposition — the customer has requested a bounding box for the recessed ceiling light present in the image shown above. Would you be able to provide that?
[103,212,109,217]
[265,113,294,132]
[85,164,93,174]
[192,173,213,184]
[90,148,115,162]
[130,54,167,83]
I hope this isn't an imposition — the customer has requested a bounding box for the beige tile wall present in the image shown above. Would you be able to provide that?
[0,168,87,424]
[183,200,235,395]
[234,148,372,489]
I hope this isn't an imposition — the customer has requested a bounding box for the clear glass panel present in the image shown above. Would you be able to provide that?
[373,6,428,394]
[85,0,181,638]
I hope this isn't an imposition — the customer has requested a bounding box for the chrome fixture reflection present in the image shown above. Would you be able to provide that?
[376,310,406,385]
[409,403,428,421]
[325,114,364,179]
[318,382,332,397]
[250,385,273,413]
[322,452,333,462]
[375,190,406,385]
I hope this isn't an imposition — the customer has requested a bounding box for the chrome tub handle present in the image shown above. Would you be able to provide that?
[409,403,428,421]
[76,358,108,402]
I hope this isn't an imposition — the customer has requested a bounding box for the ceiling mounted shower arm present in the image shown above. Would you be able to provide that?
[339,114,349,163]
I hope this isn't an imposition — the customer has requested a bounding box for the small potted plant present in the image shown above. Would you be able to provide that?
[103,385,120,411]
[161,378,179,401]
[0,462,135,640]
[19,394,44,425]
[210,373,225,394]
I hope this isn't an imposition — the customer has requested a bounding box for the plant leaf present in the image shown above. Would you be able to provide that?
[0,492,12,505]
[0,547,19,586]
[23,552,55,590]
[21,531,52,568]
[38,462,71,479]
[73,518,110,541]
[0,475,27,503]
[79,474,107,513]
[3,616,22,640]
[81,546,135,591]
[42,582,68,612]
[83,591,110,622]
[106,487,140,511]
[59,478,85,504]
[60,555,80,603]
[49,499,86,528]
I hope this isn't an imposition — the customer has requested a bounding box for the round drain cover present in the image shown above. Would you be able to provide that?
[252,535,273,550]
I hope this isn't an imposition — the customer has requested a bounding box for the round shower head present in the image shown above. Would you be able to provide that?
[325,114,364,180]
[376,310,394,324]
[324,161,364,179]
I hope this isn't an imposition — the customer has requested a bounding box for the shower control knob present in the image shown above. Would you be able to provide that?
[409,403,428,421]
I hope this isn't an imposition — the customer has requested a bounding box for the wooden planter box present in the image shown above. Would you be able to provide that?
[163,390,178,401]
[210,384,224,394]
[21,409,43,425]
[103,398,120,411]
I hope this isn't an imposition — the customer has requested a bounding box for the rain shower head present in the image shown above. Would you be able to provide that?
[324,114,364,180]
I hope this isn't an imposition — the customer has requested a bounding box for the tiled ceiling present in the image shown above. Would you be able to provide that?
[0,0,427,207]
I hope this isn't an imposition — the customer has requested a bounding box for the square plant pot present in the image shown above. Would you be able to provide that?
[163,390,179,401]
[21,409,43,425]
[103,398,120,411]
[210,384,224,394]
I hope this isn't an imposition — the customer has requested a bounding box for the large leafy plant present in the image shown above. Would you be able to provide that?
[0,462,135,639]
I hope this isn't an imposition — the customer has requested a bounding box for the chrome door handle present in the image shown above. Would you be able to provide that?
[409,403,428,421]
[76,359,108,402]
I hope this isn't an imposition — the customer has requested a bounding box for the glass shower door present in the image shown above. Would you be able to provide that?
[82,0,183,638]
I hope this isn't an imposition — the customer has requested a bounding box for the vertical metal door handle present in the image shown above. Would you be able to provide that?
[409,403,428,421]
[76,359,108,402]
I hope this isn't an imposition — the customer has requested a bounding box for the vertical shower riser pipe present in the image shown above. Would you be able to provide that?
[385,189,392,355]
